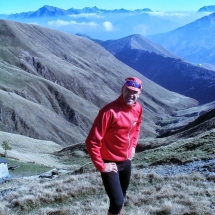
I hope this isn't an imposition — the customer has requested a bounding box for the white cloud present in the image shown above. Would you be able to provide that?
[68,13,104,19]
[48,19,98,27]
[148,11,189,18]
[48,20,70,26]
[103,21,114,31]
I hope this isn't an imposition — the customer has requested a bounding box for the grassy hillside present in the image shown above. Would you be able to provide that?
[0,19,198,146]
[1,127,215,214]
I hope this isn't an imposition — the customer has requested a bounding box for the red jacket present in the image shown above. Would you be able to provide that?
[85,95,143,172]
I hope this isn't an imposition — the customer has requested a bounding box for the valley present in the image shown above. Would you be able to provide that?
[0,4,215,213]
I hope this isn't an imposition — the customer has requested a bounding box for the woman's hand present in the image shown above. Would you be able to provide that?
[129,147,135,160]
[103,162,118,173]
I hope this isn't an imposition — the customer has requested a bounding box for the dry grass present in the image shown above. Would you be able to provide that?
[1,123,215,215]
[126,170,215,215]
[0,131,73,169]
[1,169,215,215]
[1,130,215,214]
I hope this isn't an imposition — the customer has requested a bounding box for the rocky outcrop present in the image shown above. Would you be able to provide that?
[0,158,11,183]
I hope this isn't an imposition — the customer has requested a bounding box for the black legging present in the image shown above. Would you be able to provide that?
[101,159,131,214]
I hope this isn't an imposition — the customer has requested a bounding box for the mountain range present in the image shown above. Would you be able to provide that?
[1,5,215,67]
[0,19,200,146]
[147,12,215,66]
[94,34,215,104]
[0,5,206,40]
[0,6,215,214]
[4,5,153,19]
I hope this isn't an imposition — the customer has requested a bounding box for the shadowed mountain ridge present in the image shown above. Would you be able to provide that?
[95,34,215,104]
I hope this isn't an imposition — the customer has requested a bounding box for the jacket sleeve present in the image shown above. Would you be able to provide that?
[85,109,112,172]
[132,105,143,148]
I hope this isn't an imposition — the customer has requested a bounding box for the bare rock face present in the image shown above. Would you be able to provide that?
[0,159,11,183]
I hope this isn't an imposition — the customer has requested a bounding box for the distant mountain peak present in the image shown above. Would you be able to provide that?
[42,5,56,9]
[96,33,215,104]
[28,5,68,18]
[83,6,99,9]
[38,5,66,11]
[81,6,101,13]
[95,34,177,57]
[198,5,215,12]
[135,8,152,12]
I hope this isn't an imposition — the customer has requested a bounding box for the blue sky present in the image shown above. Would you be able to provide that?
[0,0,214,14]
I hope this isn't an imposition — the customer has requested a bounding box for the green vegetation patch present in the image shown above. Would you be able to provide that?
[134,131,215,166]
[157,117,181,126]
[2,157,52,178]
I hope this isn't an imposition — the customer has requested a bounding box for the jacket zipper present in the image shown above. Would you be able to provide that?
[127,111,133,159]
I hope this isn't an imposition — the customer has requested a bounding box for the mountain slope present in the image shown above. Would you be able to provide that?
[156,101,215,135]
[0,19,198,145]
[147,13,215,65]
[158,106,215,138]
[198,5,215,12]
[95,34,215,104]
